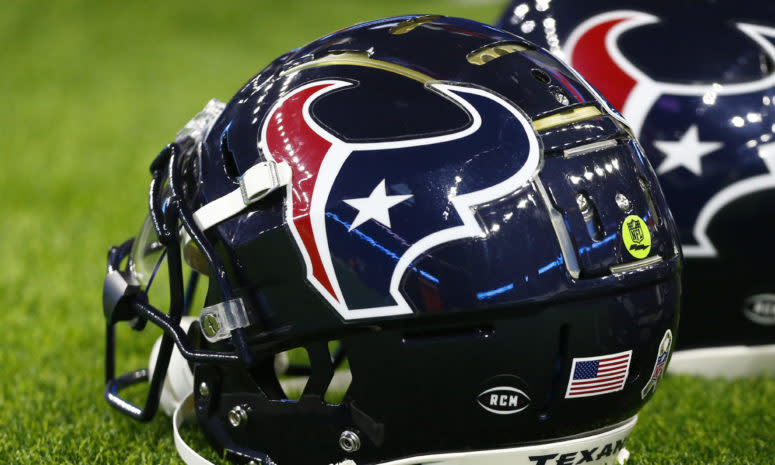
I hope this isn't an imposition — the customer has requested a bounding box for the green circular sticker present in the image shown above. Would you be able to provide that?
[622,215,651,259]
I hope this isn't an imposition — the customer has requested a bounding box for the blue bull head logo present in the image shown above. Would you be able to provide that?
[565,11,775,257]
[260,80,539,319]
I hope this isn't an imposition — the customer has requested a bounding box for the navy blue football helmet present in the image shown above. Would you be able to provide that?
[496,0,775,377]
[102,15,681,465]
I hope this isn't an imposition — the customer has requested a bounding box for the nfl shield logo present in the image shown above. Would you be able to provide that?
[627,219,644,243]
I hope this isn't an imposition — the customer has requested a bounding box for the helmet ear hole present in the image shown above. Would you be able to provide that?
[324,342,351,404]
[277,341,352,404]
[277,347,311,400]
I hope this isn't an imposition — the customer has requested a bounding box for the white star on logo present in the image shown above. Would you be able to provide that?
[343,179,413,232]
[654,125,723,176]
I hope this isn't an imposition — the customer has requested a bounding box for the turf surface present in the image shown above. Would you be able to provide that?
[0,0,773,463]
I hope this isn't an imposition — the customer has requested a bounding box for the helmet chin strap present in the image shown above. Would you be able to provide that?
[148,317,220,465]
[146,316,213,464]
[173,394,216,465]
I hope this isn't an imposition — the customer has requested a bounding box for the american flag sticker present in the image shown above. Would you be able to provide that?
[565,350,632,399]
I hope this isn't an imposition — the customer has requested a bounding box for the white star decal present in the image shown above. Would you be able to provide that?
[343,179,412,232]
[654,125,723,176]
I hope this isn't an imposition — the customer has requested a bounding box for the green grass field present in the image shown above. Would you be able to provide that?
[1,0,773,463]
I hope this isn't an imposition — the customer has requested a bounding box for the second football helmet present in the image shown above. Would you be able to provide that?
[497,0,775,377]
[102,15,681,464]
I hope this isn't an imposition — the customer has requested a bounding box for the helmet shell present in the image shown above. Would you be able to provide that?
[188,15,681,464]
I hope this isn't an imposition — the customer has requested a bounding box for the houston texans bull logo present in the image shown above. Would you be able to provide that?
[565,11,775,257]
[259,79,539,319]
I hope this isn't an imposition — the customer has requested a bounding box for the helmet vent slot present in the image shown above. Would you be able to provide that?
[389,15,443,35]
[220,130,240,181]
[402,325,494,345]
[563,139,618,158]
[534,178,581,279]
[531,68,551,84]
[533,105,603,132]
[638,177,661,227]
[466,42,528,66]
[576,192,604,242]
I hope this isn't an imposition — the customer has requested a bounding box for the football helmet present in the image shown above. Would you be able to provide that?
[496,0,775,377]
[102,15,681,465]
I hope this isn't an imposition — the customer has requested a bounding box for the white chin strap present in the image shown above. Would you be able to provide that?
[148,317,219,465]
[173,393,214,465]
[150,320,633,465]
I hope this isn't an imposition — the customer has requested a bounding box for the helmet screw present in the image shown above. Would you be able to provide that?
[198,382,210,397]
[575,193,589,211]
[202,314,220,338]
[247,461,262,465]
[228,405,248,428]
[339,430,361,452]
[551,88,570,105]
[615,193,632,212]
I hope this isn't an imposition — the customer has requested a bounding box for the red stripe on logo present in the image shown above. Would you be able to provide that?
[570,18,637,112]
[265,83,338,301]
